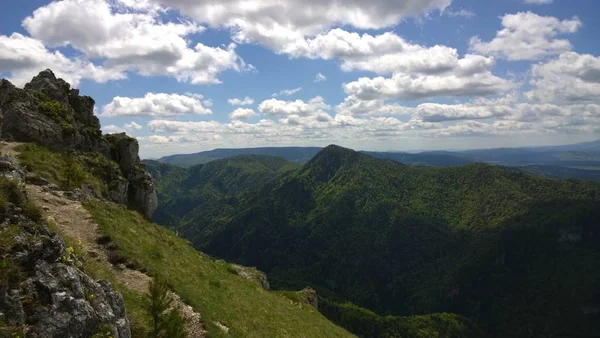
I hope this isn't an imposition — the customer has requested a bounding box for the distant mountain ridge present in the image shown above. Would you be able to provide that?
[154,140,600,181]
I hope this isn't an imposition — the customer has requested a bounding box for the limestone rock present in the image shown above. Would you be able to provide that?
[127,170,158,220]
[0,70,105,152]
[230,264,270,290]
[24,69,71,104]
[300,287,318,310]
[105,133,140,174]
[108,177,129,205]
[0,70,159,219]
[0,161,131,337]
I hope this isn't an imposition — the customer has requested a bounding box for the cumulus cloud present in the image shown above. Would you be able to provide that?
[125,121,143,131]
[271,87,303,97]
[151,0,451,49]
[343,70,513,101]
[20,0,251,84]
[230,108,258,120]
[314,73,327,83]
[101,93,213,117]
[102,124,126,134]
[258,97,330,117]
[137,95,600,156]
[470,12,581,61]
[228,96,255,106]
[526,52,600,102]
[412,103,510,122]
[0,33,124,86]
[280,29,498,76]
[336,96,413,116]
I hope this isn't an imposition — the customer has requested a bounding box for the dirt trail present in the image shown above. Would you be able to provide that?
[1,142,205,337]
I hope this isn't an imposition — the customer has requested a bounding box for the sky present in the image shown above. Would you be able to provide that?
[1,0,599,158]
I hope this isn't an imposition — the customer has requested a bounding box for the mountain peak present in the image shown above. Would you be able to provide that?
[302,145,362,182]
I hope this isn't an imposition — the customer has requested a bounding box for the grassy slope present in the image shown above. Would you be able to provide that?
[84,200,352,338]
[13,143,351,337]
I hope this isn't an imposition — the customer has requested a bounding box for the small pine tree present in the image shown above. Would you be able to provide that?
[146,279,186,338]
[62,152,85,189]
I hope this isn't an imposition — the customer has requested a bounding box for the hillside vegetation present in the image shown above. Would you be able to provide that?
[85,200,353,338]
[152,145,600,338]
[11,142,354,338]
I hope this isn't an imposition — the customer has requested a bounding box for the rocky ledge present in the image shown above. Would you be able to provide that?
[0,155,130,337]
[0,70,157,219]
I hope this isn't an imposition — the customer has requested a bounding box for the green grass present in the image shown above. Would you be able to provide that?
[15,143,106,194]
[52,222,152,338]
[84,200,353,338]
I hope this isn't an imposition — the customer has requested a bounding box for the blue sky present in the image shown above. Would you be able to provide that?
[1,0,599,157]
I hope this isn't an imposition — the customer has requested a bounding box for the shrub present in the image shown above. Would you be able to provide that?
[146,279,186,338]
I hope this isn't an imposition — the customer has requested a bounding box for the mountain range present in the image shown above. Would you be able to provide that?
[153,140,600,181]
[146,145,600,338]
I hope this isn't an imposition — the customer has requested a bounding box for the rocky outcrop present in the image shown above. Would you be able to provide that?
[0,70,105,152]
[127,169,158,220]
[105,133,158,219]
[0,70,157,219]
[300,287,318,310]
[230,264,270,290]
[0,160,130,337]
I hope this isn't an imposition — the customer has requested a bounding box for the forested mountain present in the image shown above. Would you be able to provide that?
[518,165,600,181]
[157,147,322,167]
[151,145,600,338]
[154,140,600,181]
[144,155,299,229]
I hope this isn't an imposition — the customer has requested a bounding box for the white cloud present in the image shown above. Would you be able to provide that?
[138,95,600,156]
[230,108,258,120]
[271,87,303,97]
[412,103,510,122]
[21,0,250,84]
[281,29,497,76]
[526,52,600,102]
[343,70,513,100]
[102,125,126,134]
[101,93,213,117]
[228,96,255,106]
[336,96,413,116]
[125,121,143,131]
[258,96,330,117]
[0,33,124,86]
[470,12,581,61]
[444,9,475,18]
[524,0,553,4]
[314,73,327,83]
[152,0,451,50]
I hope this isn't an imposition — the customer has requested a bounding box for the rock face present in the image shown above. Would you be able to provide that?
[0,161,131,338]
[105,133,158,219]
[0,69,157,219]
[0,70,104,152]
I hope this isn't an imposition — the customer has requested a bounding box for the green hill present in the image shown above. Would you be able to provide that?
[5,142,357,338]
[144,155,299,231]
[152,145,600,338]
